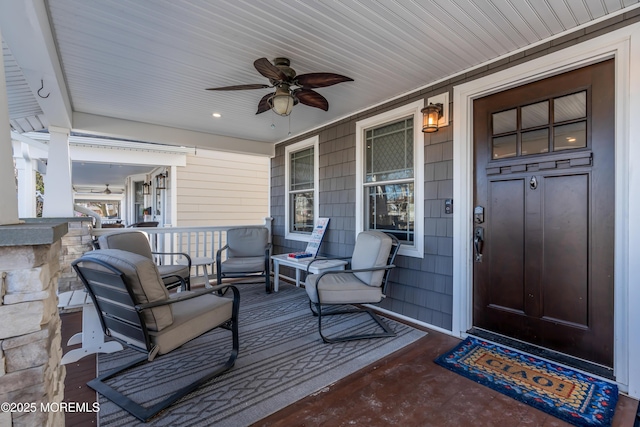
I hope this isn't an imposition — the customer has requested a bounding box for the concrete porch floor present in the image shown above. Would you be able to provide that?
[60,308,639,426]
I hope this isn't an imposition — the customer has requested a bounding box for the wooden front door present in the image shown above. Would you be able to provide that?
[472,59,615,367]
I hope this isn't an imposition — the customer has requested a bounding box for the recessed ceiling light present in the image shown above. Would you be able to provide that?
[212,113,221,118]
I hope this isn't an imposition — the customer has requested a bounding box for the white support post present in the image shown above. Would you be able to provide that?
[13,142,37,218]
[0,31,19,226]
[43,126,74,217]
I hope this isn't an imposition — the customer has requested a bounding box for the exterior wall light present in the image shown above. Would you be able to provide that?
[421,92,450,133]
[421,103,443,133]
[155,172,168,190]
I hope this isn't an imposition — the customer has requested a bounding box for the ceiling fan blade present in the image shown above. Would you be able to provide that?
[295,73,353,88]
[256,92,274,114]
[294,89,329,111]
[254,57,287,81]
[206,84,270,91]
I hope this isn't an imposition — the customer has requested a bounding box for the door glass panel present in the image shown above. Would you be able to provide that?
[134,181,144,223]
[554,121,587,151]
[492,134,517,159]
[521,129,549,155]
[522,101,548,129]
[554,91,586,123]
[492,109,517,134]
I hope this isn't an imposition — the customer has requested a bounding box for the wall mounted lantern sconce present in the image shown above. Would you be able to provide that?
[421,92,450,133]
[421,103,443,133]
[142,181,151,195]
[155,172,168,190]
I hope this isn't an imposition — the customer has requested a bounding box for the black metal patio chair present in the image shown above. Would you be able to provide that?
[72,249,239,422]
[304,231,400,343]
[216,227,272,293]
[97,230,192,291]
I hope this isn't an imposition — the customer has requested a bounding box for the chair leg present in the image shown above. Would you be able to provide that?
[264,257,272,294]
[265,272,272,294]
[88,299,240,422]
[314,302,396,344]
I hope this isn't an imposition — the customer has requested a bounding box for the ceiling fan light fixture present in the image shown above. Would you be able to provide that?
[269,85,295,116]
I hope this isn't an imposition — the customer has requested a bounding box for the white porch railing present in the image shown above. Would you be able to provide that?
[91,217,273,280]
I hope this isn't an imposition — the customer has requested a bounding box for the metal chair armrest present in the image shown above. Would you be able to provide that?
[151,251,192,268]
[135,284,238,310]
[159,274,188,290]
[216,244,230,266]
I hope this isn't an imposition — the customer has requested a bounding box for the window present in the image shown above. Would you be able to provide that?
[285,136,319,241]
[491,90,587,159]
[356,100,424,258]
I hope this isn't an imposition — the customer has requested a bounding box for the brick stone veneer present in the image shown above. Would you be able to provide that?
[0,222,68,427]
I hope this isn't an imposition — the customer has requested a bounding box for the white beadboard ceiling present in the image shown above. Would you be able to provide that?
[3,0,640,148]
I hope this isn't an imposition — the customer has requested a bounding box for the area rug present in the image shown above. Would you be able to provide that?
[435,337,618,427]
[97,283,426,426]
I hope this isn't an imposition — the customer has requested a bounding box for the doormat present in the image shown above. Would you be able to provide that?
[435,337,618,427]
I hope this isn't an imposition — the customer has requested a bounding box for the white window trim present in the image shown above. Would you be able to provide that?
[355,100,424,258]
[285,135,319,242]
[452,23,640,397]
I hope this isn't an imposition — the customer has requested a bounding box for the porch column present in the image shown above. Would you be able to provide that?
[0,31,19,226]
[42,126,73,217]
[13,142,37,218]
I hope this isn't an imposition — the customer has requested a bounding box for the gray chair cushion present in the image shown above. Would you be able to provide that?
[82,249,173,331]
[226,227,268,258]
[351,231,392,286]
[305,272,382,304]
[220,256,265,274]
[98,231,154,259]
[149,293,233,355]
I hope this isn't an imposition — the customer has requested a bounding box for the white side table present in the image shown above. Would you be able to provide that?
[179,256,215,288]
[271,254,348,292]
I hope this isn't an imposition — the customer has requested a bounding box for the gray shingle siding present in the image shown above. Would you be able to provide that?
[270,12,640,332]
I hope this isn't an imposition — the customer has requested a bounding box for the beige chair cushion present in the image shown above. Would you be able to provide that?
[98,231,154,259]
[149,293,233,355]
[83,249,173,331]
[305,272,383,304]
[226,227,268,258]
[220,256,265,274]
[351,231,392,286]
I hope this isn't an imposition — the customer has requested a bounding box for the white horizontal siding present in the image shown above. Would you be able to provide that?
[176,150,269,226]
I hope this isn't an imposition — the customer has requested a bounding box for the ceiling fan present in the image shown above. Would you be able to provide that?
[89,184,112,194]
[206,57,353,116]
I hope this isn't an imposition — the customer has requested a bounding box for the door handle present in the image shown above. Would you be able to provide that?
[474,227,484,262]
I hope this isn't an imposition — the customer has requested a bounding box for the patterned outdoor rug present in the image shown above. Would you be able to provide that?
[435,337,618,427]
[97,283,426,426]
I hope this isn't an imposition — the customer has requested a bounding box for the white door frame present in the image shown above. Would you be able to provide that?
[452,23,640,397]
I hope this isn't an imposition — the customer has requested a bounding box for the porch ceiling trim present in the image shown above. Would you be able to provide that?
[72,112,275,157]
